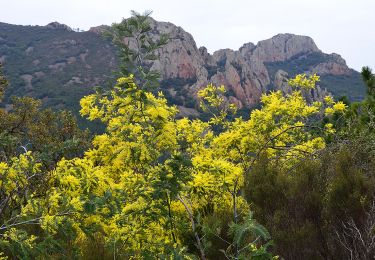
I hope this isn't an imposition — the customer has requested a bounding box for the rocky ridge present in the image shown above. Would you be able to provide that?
[0,19,365,121]
[138,19,354,109]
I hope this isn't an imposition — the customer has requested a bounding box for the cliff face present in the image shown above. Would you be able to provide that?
[137,20,361,111]
[0,19,366,119]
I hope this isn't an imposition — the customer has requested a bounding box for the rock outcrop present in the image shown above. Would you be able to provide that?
[310,53,351,75]
[251,34,320,62]
[45,22,73,31]
[142,19,355,110]
[89,25,110,34]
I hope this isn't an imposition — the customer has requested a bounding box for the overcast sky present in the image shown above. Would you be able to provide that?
[1,0,374,71]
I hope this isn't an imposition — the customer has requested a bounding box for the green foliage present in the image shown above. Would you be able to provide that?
[0,63,8,102]
[160,77,198,109]
[320,73,366,102]
[0,228,38,259]
[0,96,90,167]
[361,66,375,95]
[245,132,375,259]
[225,212,273,259]
[198,83,237,127]
[108,10,168,90]
[0,96,91,259]
[331,66,375,136]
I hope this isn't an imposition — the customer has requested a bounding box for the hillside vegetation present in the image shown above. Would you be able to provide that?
[0,12,374,259]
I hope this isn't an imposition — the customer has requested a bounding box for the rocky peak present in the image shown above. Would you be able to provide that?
[132,20,353,109]
[329,53,347,65]
[148,18,196,44]
[148,19,206,81]
[307,53,351,76]
[199,47,213,64]
[239,42,256,61]
[251,33,321,62]
[45,22,73,31]
[240,42,256,52]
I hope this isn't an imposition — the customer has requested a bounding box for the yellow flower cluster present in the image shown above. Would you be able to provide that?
[3,74,343,258]
[288,73,320,89]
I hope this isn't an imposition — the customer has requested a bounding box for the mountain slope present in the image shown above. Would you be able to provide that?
[0,22,117,113]
[0,20,366,119]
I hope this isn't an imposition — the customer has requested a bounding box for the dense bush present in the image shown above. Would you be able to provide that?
[246,135,375,259]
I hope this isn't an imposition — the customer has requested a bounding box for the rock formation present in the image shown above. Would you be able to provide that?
[136,19,358,111]
[0,19,365,119]
[45,22,73,31]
